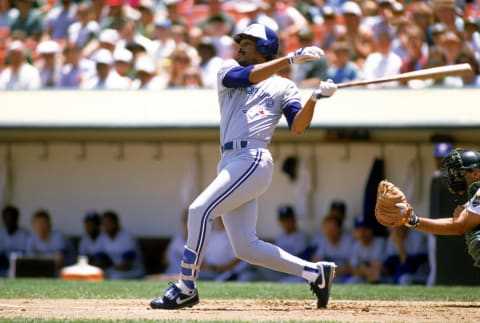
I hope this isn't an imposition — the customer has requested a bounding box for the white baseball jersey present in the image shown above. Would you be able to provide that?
[349,237,386,268]
[312,233,353,267]
[0,228,30,256]
[217,59,301,145]
[25,230,70,258]
[78,232,106,258]
[466,187,480,215]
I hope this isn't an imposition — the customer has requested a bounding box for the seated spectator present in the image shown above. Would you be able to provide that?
[78,211,104,262]
[44,0,77,41]
[361,29,402,88]
[151,17,175,63]
[35,40,62,88]
[94,210,144,279]
[58,44,95,88]
[438,30,463,65]
[463,16,480,58]
[0,0,19,33]
[0,40,41,90]
[201,13,235,60]
[382,226,429,285]
[164,209,188,276]
[113,48,134,79]
[327,41,360,83]
[25,209,75,269]
[196,36,224,88]
[9,0,44,42]
[199,217,249,282]
[0,205,30,277]
[321,6,345,51]
[346,215,386,284]
[455,48,480,87]
[81,48,131,89]
[399,24,428,78]
[290,26,328,87]
[167,48,194,87]
[67,3,99,50]
[131,53,166,90]
[311,214,353,283]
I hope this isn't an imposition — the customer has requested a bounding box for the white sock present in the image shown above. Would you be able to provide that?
[302,265,319,283]
[177,279,195,295]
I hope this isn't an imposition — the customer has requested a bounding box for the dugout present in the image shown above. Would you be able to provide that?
[0,88,479,283]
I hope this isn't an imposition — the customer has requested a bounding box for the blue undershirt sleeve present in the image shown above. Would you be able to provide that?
[283,101,302,129]
[222,65,255,88]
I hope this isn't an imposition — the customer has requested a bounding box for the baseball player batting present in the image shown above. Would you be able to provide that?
[150,23,337,310]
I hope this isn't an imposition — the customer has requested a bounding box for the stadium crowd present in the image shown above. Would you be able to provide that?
[0,0,479,90]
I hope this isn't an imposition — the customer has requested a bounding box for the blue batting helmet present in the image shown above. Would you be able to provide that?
[234,23,279,59]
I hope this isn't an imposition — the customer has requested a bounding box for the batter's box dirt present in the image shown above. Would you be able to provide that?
[0,299,479,322]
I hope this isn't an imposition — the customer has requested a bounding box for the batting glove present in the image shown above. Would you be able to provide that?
[288,46,324,64]
[311,79,337,101]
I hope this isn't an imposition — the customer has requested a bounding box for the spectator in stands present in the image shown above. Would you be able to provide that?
[9,0,44,42]
[199,217,249,282]
[58,44,94,88]
[432,0,463,32]
[35,40,62,88]
[113,47,134,79]
[438,30,463,65]
[95,210,145,279]
[264,0,308,47]
[311,214,353,283]
[362,29,402,88]
[117,19,154,57]
[100,0,127,31]
[408,1,434,47]
[0,205,30,277]
[182,65,203,88]
[233,1,278,36]
[346,215,386,284]
[0,40,41,90]
[45,0,77,41]
[131,53,165,89]
[151,17,175,63]
[67,3,99,50]
[196,36,223,88]
[321,6,345,51]
[25,209,75,269]
[327,40,360,83]
[0,0,18,32]
[164,209,188,276]
[371,0,396,39]
[197,0,235,36]
[136,0,155,38]
[78,211,104,261]
[463,17,480,57]
[399,24,428,80]
[167,48,194,87]
[455,48,480,86]
[81,48,131,89]
[170,24,200,66]
[382,226,429,285]
[200,13,235,60]
[164,0,187,27]
[290,26,328,87]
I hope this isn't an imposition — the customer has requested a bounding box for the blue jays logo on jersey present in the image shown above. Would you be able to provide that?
[243,106,266,121]
[472,191,480,208]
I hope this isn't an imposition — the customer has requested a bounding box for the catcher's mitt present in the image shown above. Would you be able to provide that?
[375,180,414,227]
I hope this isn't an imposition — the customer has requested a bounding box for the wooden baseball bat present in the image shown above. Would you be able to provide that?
[337,63,473,88]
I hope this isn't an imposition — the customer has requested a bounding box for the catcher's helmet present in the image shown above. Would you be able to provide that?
[440,148,480,194]
[234,23,279,59]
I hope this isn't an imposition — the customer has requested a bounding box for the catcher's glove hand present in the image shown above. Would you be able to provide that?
[375,180,415,227]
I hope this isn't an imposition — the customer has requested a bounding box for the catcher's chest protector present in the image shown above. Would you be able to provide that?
[464,181,480,267]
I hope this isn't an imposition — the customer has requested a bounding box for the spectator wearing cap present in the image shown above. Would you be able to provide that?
[116,19,155,57]
[200,13,235,60]
[275,205,310,261]
[196,35,224,88]
[67,3,100,50]
[152,17,176,62]
[310,213,353,283]
[164,0,187,28]
[131,53,166,89]
[35,40,62,88]
[0,205,30,277]
[329,199,347,224]
[81,48,130,89]
[371,0,396,39]
[136,0,155,38]
[0,40,41,90]
[321,6,345,51]
[361,29,402,88]
[326,40,360,83]
[197,0,235,36]
[233,1,278,36]
[83,28,120,59]
[78,211,105,263]
[94,210,145,279]
[346,215,386,284]
[290,26,328,87]
[432,0,464,33]
[45,0,77,41]
[9,0,44,41]
[463,17,480,58]
[113,47,134,79]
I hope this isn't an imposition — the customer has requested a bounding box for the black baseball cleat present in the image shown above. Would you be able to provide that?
[310,262,336,309]
[150,282,199,310]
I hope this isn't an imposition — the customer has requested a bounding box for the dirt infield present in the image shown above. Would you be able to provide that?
[1,299,479,322]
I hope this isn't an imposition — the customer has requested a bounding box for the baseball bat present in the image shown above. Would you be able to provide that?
[337,63,473,88]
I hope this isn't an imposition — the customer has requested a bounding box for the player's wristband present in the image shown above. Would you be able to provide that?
[310,91,323,101]
[405,213,419,228]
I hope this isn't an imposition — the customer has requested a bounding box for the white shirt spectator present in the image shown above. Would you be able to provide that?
[0,63,41,90]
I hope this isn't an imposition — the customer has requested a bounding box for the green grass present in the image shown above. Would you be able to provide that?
[0,279,479,302]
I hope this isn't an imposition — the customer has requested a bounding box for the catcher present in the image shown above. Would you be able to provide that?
[375,148,480,267]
